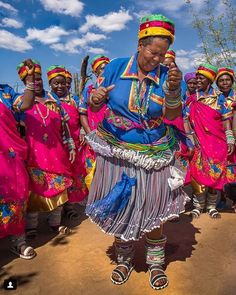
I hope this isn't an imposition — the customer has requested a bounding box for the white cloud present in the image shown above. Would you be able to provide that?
[80,8,133,33]
[176,49,204,72]
[0,18,23,28]
[40,0,84,17]
[135,0,206,13]
[50,32,107,54]
[88,47,106,54]
[26,26,71,44]
[0,29,32,52]
[0,1,17,14]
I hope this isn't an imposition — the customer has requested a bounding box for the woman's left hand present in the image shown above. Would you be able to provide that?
[24,59,35,76]
[167,62,182,91]
[228,143,234,155]
[69,149,76,163]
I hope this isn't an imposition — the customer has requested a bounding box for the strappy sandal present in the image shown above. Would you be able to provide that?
[10,242,36,260]
[190,208,202,219]
[110,261,134,285]
[208,208,221,219]
[149,265,168,290]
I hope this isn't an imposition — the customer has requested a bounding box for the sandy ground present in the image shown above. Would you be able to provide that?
[0,202,236,295]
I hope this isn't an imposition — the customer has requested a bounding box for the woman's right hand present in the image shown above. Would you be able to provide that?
[90,85,115,106]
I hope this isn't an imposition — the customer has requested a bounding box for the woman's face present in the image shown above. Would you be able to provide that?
[196,74,211,91]
[187,78,197,94]
[66,77,72,91]
[95,62,107,77]
[217,74,233,94]
[137,37,169,73]
[34,73,44,96]
[50,75,67,97]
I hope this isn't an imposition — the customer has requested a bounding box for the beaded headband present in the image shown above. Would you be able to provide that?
[196,63,218,82]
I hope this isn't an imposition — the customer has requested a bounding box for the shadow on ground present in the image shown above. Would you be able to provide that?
[106,212,200,273]
[0,204,87,268]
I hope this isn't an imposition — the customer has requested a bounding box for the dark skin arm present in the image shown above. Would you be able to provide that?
[20,59,35,111]
[223,119,234,155]
[164,62,183,120]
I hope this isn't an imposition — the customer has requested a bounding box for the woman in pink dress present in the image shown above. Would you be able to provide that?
[79,55,110,189]
[215,67,236,212]
[184,64,234,219]
[0,59,36,259]
[17,62,76,237]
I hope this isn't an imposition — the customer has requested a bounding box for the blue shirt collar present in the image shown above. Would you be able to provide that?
[120,53,160,85]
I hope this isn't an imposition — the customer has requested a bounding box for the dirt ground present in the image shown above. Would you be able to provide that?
[0,202,236,295]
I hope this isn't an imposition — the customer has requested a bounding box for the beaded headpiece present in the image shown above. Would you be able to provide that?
[17,59,41,81]
[138,14,175,44]
[90,55,110,73]
[196,63,218,82]
[47,65,66,82]
[216,67,235,83]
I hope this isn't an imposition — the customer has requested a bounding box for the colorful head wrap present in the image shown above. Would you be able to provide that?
[90,55,110,73]
[216,67,235,83]
[138,14,175,44]
[184,72,196,83]
[196,63,218,83]
[47,65,66,82]
[65,69,72,80]
[17,59,41,81]
[165,49,176,60]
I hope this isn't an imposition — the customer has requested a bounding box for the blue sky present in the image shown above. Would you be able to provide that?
[0,0,226,91]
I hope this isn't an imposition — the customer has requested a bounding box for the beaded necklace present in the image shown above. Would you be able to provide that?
[36,103,49,127]
[133,79,153,128]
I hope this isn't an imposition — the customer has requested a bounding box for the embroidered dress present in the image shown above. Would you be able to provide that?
[79,84,107,189]
[0,84,29,238]
[60,92,88,202]
[219,89,236,181]
[23,91,73,212]
[85,54,188,241]
[185,88,233,189]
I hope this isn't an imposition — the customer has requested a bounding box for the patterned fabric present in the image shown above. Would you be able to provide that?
[0,86,29,238]
[216,67,235,82]
[185,92,233,189]
[139,14,175,43]
[165,49,175,60]
[17,59,41,80]
[47,65,66,82]
[196,63,218,82]
[90,55,110,73]
[97,53,171,144]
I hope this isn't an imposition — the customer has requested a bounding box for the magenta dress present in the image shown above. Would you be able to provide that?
[185,90,233,189]
[60,93,88,202]
[24,93,73,212]
[0,85,29,238]
[79,84,107,188]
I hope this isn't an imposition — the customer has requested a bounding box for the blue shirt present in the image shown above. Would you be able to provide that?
[98,53,170,144]
[0,84,23,121]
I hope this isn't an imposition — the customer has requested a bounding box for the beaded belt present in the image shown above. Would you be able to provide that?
[105,108,163,130]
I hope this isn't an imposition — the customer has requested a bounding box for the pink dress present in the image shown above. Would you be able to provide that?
[0,96,29,238]
[60,94,88,202]
[79,85,107,189]
[24,93,73,212]
[186,91,233,189]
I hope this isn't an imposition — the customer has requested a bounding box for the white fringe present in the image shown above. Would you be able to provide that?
[86,131,174,171]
